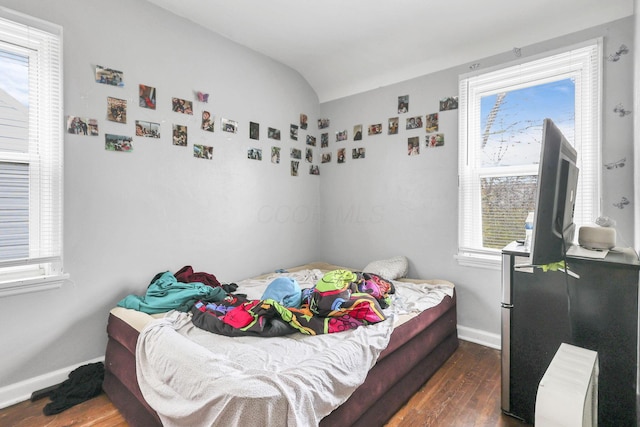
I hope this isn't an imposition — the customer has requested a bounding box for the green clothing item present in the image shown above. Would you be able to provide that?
[117,271,227,314]
[315,269,357,292]
[540,261,566,272]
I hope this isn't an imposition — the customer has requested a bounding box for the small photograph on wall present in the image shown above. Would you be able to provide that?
[248,148,262,160]
[337,148,346,163]
[202,111,214,132]
[425,113,439,132]
[139,84,156,109]
[290,148,302,159]
[136,120,160,138]
[352,147,365,159]
[310,165,319,175]
[194,144,213,159]
[271,146,281,164]
[318,118,330,129]
[427,133,445,147]
[291,160,299,176]
[406,115,423,130]
[398,95,409,113]
[300,114,308,130]
[336,130,347,142]
[66,116,98,136]
[172,97,193,114]
[305,147,313,163]
[306,135,316,146]
[388,117,399,135]
[172,124,188,146]
[105,133,132,152]
[353,125,363,141]
[107,97,127,123]
[249,122,259,140]
[290,124,298,141]
[95,65,124,87]
[439,96,458,111]
[222,118,238,133]
[368,124,382,135]
[320,133,328,148]
[408,136,420,156]
[321,152,332,163]
[268,127,281,140]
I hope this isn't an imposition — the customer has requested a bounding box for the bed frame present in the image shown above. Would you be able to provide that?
[103,265,458,426]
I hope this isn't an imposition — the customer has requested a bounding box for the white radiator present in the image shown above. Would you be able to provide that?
[535,343,599,427]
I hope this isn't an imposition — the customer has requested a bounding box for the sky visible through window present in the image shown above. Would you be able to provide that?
[480,78,575,167]
[0,49,29,107]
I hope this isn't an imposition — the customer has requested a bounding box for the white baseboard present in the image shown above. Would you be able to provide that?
[0,356,104,410]
[457,325,501,350]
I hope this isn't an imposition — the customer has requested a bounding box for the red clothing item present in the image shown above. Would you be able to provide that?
[175,265,221,288]
[222,301,261,328]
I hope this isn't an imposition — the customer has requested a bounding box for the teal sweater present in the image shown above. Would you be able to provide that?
[117,271,227,314]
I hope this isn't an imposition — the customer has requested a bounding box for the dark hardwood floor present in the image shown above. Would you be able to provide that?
[385,340,528,427]
[0,392,128,427]
[0,340,529,427]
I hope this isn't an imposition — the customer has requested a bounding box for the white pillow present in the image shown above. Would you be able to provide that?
[362,256,409,280]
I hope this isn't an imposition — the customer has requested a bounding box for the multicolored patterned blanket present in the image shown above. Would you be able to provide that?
[191,270,395,336]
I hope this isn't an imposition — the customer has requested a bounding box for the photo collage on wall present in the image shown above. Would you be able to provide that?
[68,63,456,171]
[66,65,230,159]
[316,92,457,165]
[66,64,328,171]
[401,94,453,156]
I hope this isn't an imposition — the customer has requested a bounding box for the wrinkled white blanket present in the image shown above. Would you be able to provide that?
[135,269,452,427]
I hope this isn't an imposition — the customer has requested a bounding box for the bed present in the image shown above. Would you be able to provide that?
[103,261,458,426]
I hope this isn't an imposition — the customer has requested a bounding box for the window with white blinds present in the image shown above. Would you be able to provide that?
[0,8,66,295]
[457,40,602,268]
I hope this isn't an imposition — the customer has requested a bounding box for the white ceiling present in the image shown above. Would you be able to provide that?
[145,0,634,102]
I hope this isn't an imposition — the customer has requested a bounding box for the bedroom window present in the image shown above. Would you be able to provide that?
[0,9,66,296]
[457,40,601,269]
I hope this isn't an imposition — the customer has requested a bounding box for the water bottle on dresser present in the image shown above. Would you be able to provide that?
[524,211,534,251]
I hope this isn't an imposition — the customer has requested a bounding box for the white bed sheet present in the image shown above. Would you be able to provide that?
[130,269,453,427]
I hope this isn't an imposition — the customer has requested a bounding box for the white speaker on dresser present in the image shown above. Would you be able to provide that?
[535,343,599,427]
[578,225,616,250]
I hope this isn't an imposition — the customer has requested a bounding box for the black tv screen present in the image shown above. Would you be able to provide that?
[530,119,579,266]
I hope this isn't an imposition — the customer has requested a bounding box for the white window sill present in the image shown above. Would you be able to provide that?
[455,250,502,270]
[0,273,70,298]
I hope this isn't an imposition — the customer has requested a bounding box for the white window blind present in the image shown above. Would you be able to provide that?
[458,40,602,267]
[0,162,29,260]
[0,8,65,295]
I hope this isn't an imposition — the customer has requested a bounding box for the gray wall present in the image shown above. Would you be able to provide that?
[0,0,320,396]
[635,0,640,254]
[319,17,635,344]
[0,0,635,406]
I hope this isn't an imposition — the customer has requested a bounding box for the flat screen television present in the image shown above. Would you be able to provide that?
[530,118,579,266]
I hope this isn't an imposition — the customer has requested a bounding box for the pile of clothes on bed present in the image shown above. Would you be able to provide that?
[117,266,395,337]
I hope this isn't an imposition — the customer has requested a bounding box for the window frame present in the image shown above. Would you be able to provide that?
[457,40,602,269]
[0,7,66,296]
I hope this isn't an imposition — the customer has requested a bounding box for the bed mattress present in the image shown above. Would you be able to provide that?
[103,262,458,426]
